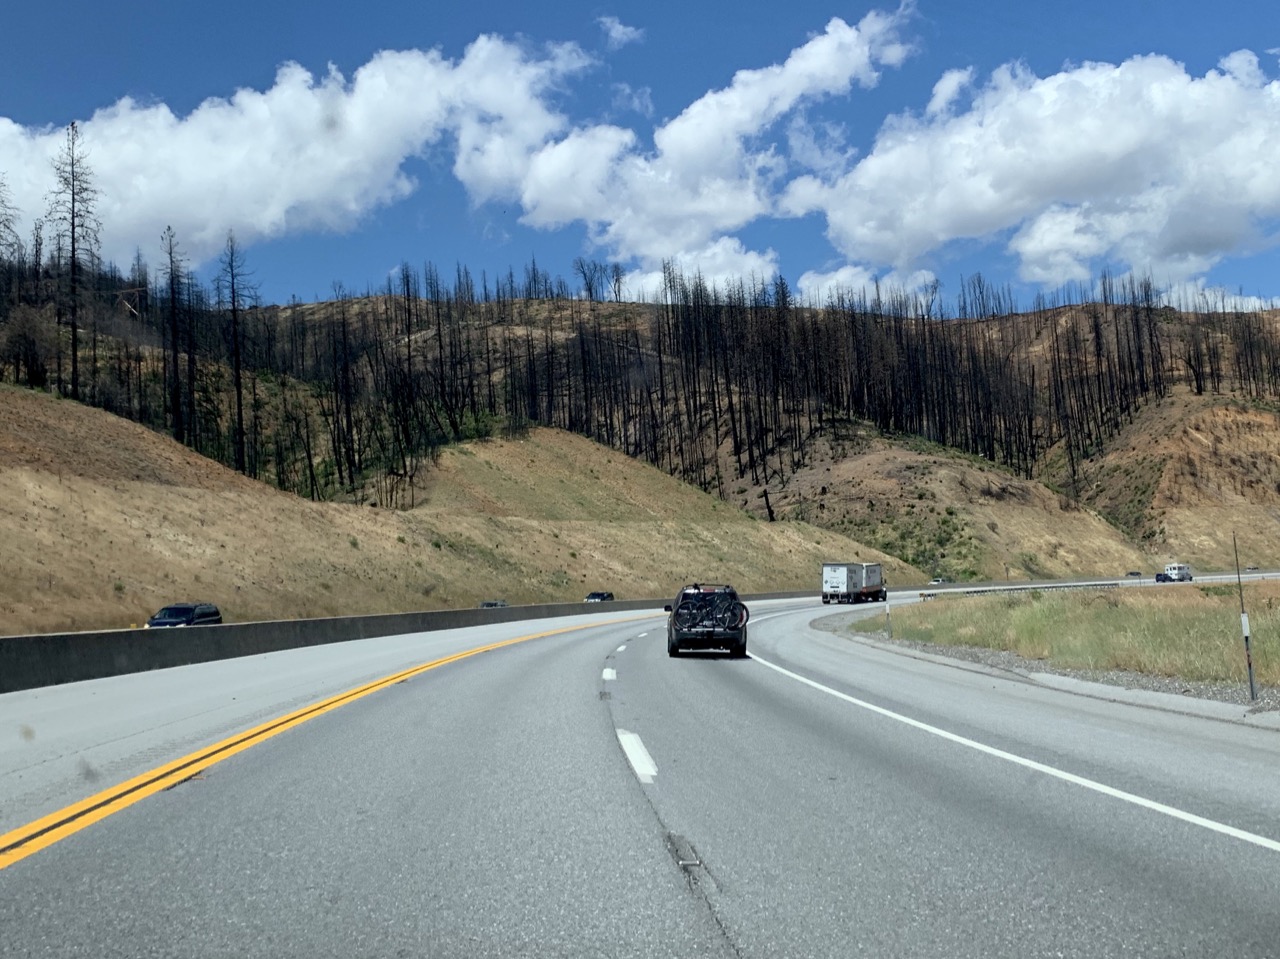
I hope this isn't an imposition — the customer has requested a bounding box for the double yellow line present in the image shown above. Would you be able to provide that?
[1,616,651,871]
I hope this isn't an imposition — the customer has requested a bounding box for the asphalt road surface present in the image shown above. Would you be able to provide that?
[3,600,1280,957]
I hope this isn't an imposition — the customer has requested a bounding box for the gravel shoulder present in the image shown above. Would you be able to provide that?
[809,609,1280,717]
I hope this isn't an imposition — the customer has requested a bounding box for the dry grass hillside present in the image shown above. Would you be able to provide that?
[730,384,1280,580]
[732,426,1150,581]
[0,386,913,636]
[1062,391,1280,571]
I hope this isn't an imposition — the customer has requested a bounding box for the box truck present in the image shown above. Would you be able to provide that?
[822,562,886,604]
[1155,563,1192,583]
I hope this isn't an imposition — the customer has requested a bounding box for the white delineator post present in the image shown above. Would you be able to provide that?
[1234,531,1258,703]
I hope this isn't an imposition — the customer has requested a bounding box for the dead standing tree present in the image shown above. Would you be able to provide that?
[216,230,256,474]
[160,226,186,443]
[45,122,101,400]
[0,173,19,259]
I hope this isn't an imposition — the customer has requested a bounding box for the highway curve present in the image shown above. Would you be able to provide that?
[2,600,1279,957]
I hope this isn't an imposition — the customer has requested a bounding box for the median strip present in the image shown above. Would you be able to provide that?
[0,615,654,871]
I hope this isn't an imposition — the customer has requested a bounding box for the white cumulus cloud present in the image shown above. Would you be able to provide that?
[0,37,590,267]
[1159,279,1280,313]
[783,49,1280,288]
[5,6,1276,303]
[610,82,654,118]
[796,263,936,304]
[518,9,912,289]
[925,67,973,117]
[625,237,783,301]
[598,16,644,51]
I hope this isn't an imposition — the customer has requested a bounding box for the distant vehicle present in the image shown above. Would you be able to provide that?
[478,599,508,608]
[822,562,887,604]
[584,591,615,602]
[928,577,949,586]
[1246,565,1260,572]
[145,603,222,628]
[1125,571,1142,577]
[1156,563,1192,583]
[664,584,749,658]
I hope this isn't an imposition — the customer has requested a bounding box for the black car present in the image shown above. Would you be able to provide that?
[145,603,222,628]
[478,599,509,609]
[584,591,615,602]
[664,584,749,658]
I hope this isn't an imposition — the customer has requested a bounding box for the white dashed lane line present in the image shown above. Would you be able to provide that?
[603,668,617,681]
[617,645,627,652]
[616,729,658,783]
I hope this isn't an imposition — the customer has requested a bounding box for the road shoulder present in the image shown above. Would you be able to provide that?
[808,609,1280,732]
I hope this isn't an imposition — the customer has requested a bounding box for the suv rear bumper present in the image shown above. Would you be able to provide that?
[670,627,747,650]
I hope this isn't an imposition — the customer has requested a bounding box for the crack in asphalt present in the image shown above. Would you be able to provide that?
[601,651,744,959]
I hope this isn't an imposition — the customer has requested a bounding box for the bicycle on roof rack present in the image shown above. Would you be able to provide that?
[673,591,749,632]
[665,584,750,658]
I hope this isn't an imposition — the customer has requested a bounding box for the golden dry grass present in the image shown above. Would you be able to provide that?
[736,429,1150,581]
[891,581,1280,685]
[750,389,1280,581]
[0,385,915,635]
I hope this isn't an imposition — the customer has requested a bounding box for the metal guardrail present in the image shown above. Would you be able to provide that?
[0,590,812,694]
[917,580,1123,601]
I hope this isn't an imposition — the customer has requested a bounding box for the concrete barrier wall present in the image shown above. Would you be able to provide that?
[0,591,812,694]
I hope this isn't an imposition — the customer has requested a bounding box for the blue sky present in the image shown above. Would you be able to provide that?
[2,1,1279,308]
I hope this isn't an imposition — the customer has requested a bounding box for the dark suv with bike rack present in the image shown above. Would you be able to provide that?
[664,584,750,658]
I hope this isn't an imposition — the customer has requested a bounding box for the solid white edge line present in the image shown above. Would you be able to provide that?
[602,668,617,681]
[616,729,657,783]
[748,652,1280,854]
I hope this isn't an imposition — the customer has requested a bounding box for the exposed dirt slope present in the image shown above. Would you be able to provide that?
[1062,392,1280,571]
[733,387,1280,579]
[732,427,1149,581]
[0,386,912,635]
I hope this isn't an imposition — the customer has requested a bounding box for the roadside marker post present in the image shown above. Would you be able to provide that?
[1234,531,1258,702]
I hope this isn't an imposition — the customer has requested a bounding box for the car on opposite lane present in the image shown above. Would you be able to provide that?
[145,603,223,628]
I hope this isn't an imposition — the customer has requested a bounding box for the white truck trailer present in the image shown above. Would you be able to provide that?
[1156,563,1193,583]
[822,562,887,604]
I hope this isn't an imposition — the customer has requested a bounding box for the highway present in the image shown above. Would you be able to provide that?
[3,599,1280,957]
